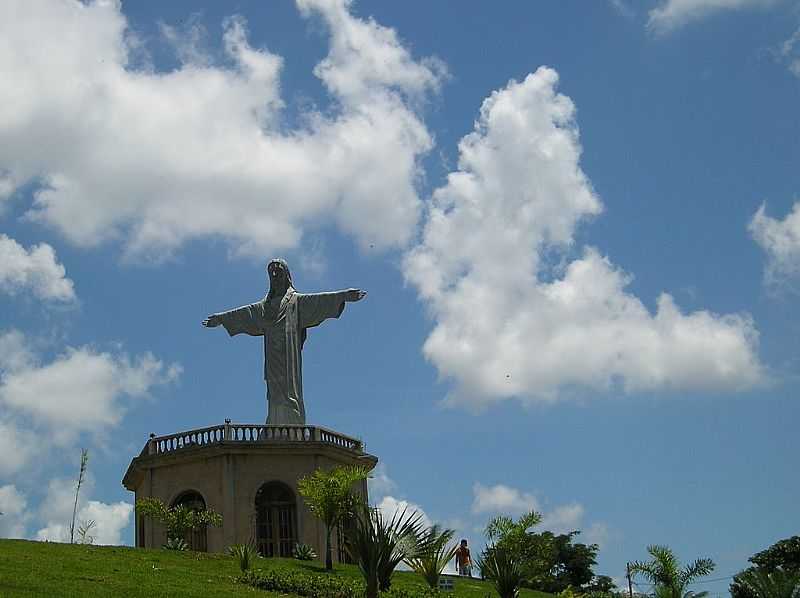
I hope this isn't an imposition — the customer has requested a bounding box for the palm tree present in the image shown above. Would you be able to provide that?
[404,524,458,589]
[478,545,524,598]
[346,505,428,598]
[629,545,715,598]
[297,465,369,570]
[735,569,800,598]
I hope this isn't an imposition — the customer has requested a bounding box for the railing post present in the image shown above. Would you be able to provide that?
[224,418,232,441]
[148,433,156,455]
[312,426,321,442]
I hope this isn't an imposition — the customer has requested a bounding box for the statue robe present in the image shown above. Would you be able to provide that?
[217,287,348,425]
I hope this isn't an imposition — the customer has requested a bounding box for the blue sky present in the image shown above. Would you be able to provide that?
[1,0,799,594]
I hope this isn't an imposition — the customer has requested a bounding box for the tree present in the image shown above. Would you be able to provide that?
[70,448,88,544]
[629,545,715,598]
[733,569,800,598]
[478,544,524,598]
[731,536,800,598]
[346,505,428,598]
[135,498,222,546]
[297,464,369,570]
[404,524,458,589]
[484,511,599,592]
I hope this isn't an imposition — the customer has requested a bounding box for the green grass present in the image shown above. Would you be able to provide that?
[0,539,553,598]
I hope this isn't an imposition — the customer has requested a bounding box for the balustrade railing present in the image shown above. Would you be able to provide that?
[146,423,363,456]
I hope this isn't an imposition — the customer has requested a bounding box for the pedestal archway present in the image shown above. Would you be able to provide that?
[170,490,208,552]
[255,481,297,557]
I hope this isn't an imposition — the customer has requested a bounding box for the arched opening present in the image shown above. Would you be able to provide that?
[255,481,297,557]
[170,490,208,552]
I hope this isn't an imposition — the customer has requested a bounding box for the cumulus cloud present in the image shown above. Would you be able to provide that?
[35,478,132,545]
[0,484,29,538]
[0,330,181,444]
[778,28,800,78]
[0,234,75,302]
[0,0,441,258]
[647,0,778,34]
[749,202,800,291]
[471,483,608,544]
[471,483,539,516]
[375,495,433,529]
[404,67,764,409]
[367,462,397,501]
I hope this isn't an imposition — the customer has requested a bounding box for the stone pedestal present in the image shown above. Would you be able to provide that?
[122,423,377,559]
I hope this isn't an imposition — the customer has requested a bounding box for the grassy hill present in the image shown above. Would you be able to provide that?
[0,539,553,598]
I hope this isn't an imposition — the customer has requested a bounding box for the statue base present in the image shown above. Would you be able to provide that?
[122,423,378,558]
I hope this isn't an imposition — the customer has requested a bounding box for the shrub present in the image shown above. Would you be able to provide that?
[239,568,362,598]
[136,497,222,544]
[294,542,318,561]
[404,525,458,589]
[478,545,524,598]
[239,568,444,598]
[228,543,259,572]
[163,537,188,551]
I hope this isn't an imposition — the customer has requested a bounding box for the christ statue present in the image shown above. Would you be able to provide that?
[202,259,366,425]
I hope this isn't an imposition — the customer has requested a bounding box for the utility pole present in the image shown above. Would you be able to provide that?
[626,562,634,598]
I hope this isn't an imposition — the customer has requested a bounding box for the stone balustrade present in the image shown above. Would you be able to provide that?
[145,422,364,456]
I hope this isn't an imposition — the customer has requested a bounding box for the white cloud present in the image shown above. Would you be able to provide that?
[34,478,132,545]
[471,483,539,516]
[0,234,75,302]
[540,502,585,535]
[0,330,181,444]
[0,484,29,538]
[647,0,778,34]
[750,202,800,291]
[0,0,442,258]
[470,483,609,545]
[405,67,764,409]
[0,418,39,478]
[375,495,432,529]
[367,462,397,501]
[779,28,800,78]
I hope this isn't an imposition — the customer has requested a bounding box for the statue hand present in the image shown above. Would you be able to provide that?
[202,314,221,327]
[346,289,367,302]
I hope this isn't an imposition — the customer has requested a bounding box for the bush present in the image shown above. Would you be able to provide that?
[239,568,362,598]
[163,537,188,551]
[295,542,318,561]
[238,568,445,598]
[228,543,259,572]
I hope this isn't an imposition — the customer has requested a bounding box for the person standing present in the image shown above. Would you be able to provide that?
[455,539,472,577]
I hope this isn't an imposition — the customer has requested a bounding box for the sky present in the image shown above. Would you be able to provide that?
[1,0,799,594]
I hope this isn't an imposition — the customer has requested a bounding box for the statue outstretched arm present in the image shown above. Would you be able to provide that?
[201,300,268,336]
[298,288,366,329]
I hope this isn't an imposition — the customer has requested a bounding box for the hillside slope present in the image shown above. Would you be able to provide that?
[0,539,552,598]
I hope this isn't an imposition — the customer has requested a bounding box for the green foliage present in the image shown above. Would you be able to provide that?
[295,542,318,561]
[733,569,800,598]
[3,538,545,598]
[404,525,458,589]
[347,504,429,598]
[629,545,714,598]
[483,511,599,592]
[163,537,189,551]
[731,537,800,598]
[478,545,524,598]
[227,543,259,572]
[586,576,616,593]
[240,567,362,597]
[298,465,370,570]
[135,497,223,543]
[239,567,448,598]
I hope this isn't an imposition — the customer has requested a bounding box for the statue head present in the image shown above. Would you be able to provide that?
[266,258,293,298]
